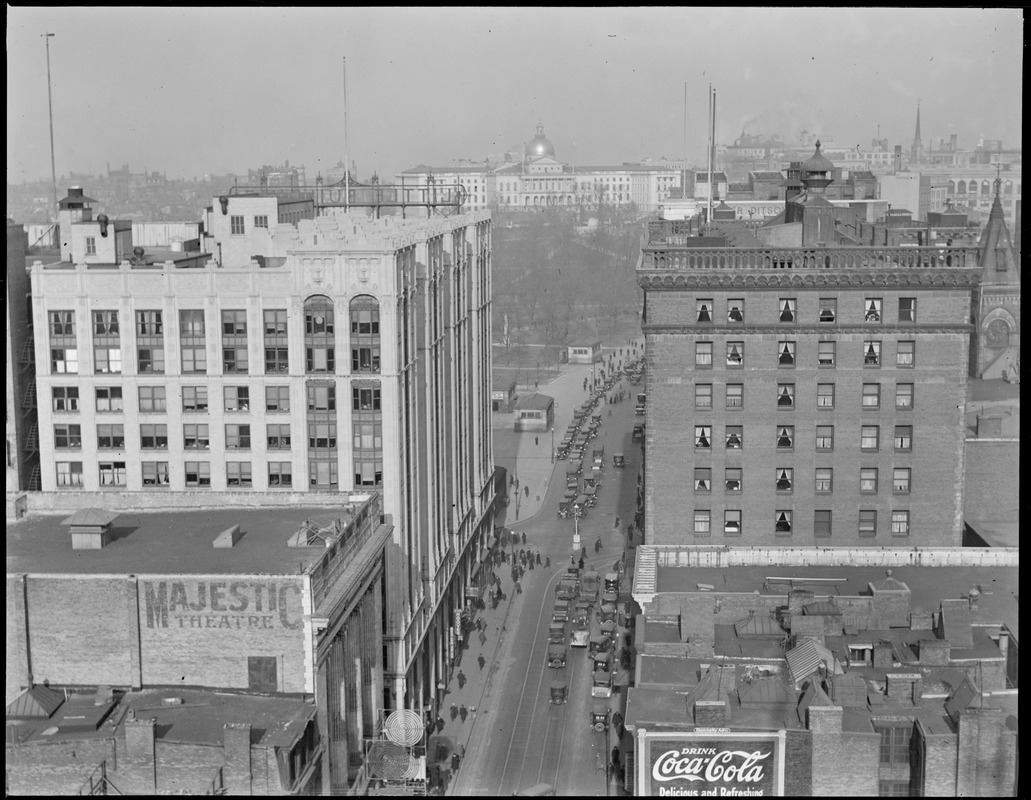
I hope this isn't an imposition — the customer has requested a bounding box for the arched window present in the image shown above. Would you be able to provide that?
[1004,180,1013,196]
[957,180,966,194]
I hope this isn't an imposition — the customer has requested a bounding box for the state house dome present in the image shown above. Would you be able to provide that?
[526,123,556,158]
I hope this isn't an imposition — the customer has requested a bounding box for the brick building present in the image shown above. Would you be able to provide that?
[6,221,38,507]
[637,144,981,546]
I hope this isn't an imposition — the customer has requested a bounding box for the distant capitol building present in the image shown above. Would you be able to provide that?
[398,123,684,214]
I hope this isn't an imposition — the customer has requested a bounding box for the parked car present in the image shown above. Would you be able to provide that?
[547,643,567,669]
[571,628,590,648]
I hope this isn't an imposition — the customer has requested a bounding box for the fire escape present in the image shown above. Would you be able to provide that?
[18,331,41,490]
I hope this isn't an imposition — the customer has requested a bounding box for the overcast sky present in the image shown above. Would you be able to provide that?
[6,7,1023,183]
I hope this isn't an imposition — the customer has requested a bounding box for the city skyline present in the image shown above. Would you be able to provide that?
[7,7,1023,185]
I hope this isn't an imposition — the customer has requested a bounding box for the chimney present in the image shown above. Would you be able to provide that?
[886,673,922,703]
[125,714,157,791]
[223,722,253,795]
[918,638,951,666]
[873,642,894,669]
[693,699,728,727]
[806,704,843,734]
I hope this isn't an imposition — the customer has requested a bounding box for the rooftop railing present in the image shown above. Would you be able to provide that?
[306,493,383,608]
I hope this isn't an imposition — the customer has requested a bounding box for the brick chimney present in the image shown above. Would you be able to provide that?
[125,714,157,792]
[693,699,728,727]
[886,673,922,703]
[223,723,253,795]
[918,638,951,666]
[873,642,894,669]
[806,704,843,734]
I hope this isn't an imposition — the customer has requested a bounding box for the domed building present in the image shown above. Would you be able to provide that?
[525,123,556,160]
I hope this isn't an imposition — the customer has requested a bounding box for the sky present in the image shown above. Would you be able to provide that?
[6,7,1024,184]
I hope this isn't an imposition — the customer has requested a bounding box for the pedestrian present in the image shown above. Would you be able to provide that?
[578,556,585,571]
[522,531,527,545]
[515,580,522,595]
[545,555,551,569]
[451,752,460,772]
[450,703,458,721]
[615,515,621,529]
[457,670,466,689]
[536,551,542,565]
[436,715,445,734]
[570,554,575,566]
[478,653,486,670]
[581,546,587,560]
[460,705,468,723]
[535,435,539,446]
[528,558,534,571]
[460,744,466,759]
[524,485,530,498]
[479,630,487,647]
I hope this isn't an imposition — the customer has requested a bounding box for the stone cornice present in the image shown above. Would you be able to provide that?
[638,269,982,290]
[642,322,976,335]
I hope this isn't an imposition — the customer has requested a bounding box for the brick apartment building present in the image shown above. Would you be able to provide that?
[637,144,982,546]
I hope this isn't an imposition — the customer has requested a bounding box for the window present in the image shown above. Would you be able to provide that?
[184,461,211,487]
[305,307,334,334]
[181,345,207,373]
[695,342,712,367]
[224,386,250,411]
[777,426,794,449]
[725,425,743,449]
[94,346,122,374]
[51,348,78,373]
[861,425,879,451]
[353,460,382,486]
[862,383,880,408]
[817,383,835,408]
[137,347,165,373]
[865,298,882,323]
[93,311,119,335]
[724,510,742,536]
[860,468,878,493]
[98,461,126,486]
[726,341,743,367]
[222,347,248,373]
[96,424,125,449]
[52,387,79,412]
[878,780,912,797]
[815,468,833,493]
[226,462,253,487]
[308,423,338,449]
[230,215,245,235]
[179,310,205,336]
[308,385,335,411]
[54,424,82,448]
[725,467,742,493]
[264,309,288,335]
[309,346,336,372]
[776,468,793,492]
[225,424,251,449]
[182,386,208,412]
[96,386,123,412]
[696,299,713,323]
[142,462,170,487]
[726,384,743,409]
[856,510,877,538]
[265,347,289,374]
[779,298,796,323]
[778,341,795,366]
[350,306,380,335]
[254,215,269,229]
[268,462,292,487]
[777,384,794,407]
[895,383,914,409]
[695,384,712,409]
[819,298,836,322]
[694,468,711,492]
[896,341,914,367]
[775,510,792,535]
[694,425,711,449]
[50,310,75,336]
[138,386,166,412]
[267,424,291,449]
[136,310,163,335]
[56,461,83,487]
[727,298,744,323]
[898,297,916,323]
[816,425,834,451]
[312,460,340,488]
[693,510,711,535]
[814,510,832,538]
[877,724,911,766]
[893,468,911,494]
[221,310,247,336]
[818,341,835,367]
[85,236,97,255]
[864,341,881,366]
[352,422,383,450]
[266,386,290,412]
[139,424,167,449]
[894,425,912,451]
[183,424,210,450]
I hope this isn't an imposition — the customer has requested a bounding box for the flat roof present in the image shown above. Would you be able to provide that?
[516,393,554,411]
[7,504,372,576]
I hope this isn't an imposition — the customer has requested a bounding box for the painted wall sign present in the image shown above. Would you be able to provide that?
[142,579,302,630]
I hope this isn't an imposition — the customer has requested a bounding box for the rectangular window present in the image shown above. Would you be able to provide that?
[225,424,251,449]
[778,341,795,366]
[695,384,712,409]
[54,424,82,448]
[253,215,269,229]
[224,386,250,411]
[98,461,126,486]
[777,383,794,407]
[354,460,381,486]
[893,468,911,494]
[776,467,793,492]
[268,461,293,487]
[305,308,334,334]
[897,341,915,367]
[862,383,880,408]
[861,425,879,451]
[85,236,97,256]
[775,510,792,535]
[694,425,711,449]
[222,347,249,373]
[309,346,338,372]
[350,307,380,335]
[308,423,338,449]
[724,510,742,536]
[694,468,711,492]
[263,309,288,335]
[894,425,913,451]
[312,460,340,487]
[97,424,126,449]
[56,461,84,487]
[183,424,210,450]
[184,461,211,487]
[777,426,794,450]
[693,510,711,535]
[726,384,743,409]
[352,422,383,450]
[308,385,335,411]
[818,341,835,367]
[267,424,291,449]
[816,425,834,451]
[817,383,835,408]
[51,348,78,373]
[137,346,165,373]
[95,386,123,412]
[142,461,170,487]
[93,310,119,335]
[861,468,878,493]
[139,423,168,449]
[877,724,911,766]
[179,310,205,336]
[895,383,914,409]
[221,310,247,336]
[695,342,713,367]
[696,298,713,323]
[230,215,245,235]
[725,467,742,493]
[181,345,207,373]
[138,386,166,412]
[265,347,289,374]
[859,510,877,537]
[182,386,208,412]
[725,425,743,449]
[779,298,796,323]
[865,297,882,323]
[52,387,80,412]
[727,298,744,323]
[815,468,833,493]
[819,298,836,323]
[814,510,832,538]
[864,340,881,366]
[898,297,916,323]
[94,346,122,374]
[136,310,163,335]
[49,310,75,336]
[266,386,290,412]
[226,462,253,487]
[726,341,744,368]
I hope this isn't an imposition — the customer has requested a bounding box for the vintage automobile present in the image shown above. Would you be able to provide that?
[601,591,618,608]
[557,499,572,519]
[584,485,598,507]
[547,643,567,669]
[571,496,589,519]
[632,424,644,441]
[612,452,625,468]
[579,571,600,604]
[589,633,611,654]
[573,600,592,626]
[570,627,590,648]
[604,572,620,593]
[591,668,613,699]
[593,650,613,673]
[548,622,566,644]
[549,681,567,705]
[555,581,577,602]
[600,603,617,624]
[552,599,570,623]
[590,701,610,732]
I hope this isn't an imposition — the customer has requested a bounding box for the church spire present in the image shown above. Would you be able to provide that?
[977,173,1018,281]
[911,102,923,163]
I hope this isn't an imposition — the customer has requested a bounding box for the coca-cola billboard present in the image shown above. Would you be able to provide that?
[636,729,785,796]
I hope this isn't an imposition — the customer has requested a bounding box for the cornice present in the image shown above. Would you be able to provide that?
[638,269,982,290]
[642,322,977,335]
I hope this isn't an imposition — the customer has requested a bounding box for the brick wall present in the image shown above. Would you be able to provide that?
[919,730,958,796]
[963,440,1019,525]
[956,708,1017,797]
[810,727,880,796]
[783,729,812,796]
[4,738,117,796]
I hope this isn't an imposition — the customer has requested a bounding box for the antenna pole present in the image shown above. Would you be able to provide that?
[683,82,688,201]
[343,56,350,211]
[706,84,714,231]
[43,33,58,221]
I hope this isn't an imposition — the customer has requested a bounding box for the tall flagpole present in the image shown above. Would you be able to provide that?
[343,56,350,211]
[706,84,713,232]
[43,33,58,221]
[683,82,688,202]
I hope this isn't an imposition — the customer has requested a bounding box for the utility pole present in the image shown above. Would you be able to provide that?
[43,32,58,221]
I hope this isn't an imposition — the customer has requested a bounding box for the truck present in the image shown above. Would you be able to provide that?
[635,392,646,416]
[592,444,604,464]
